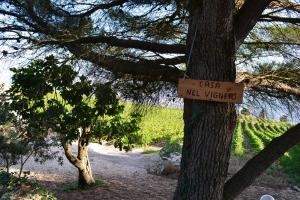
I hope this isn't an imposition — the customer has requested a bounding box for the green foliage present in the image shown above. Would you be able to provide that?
[0,171,29,193]
[126,106,300,186]
[0,171,24,197]
[0,88,58,175]
[123,108,298,185]
[64,179,105,192]
[0,171,11,195]
[243,122,264,152]
[261,124,280,138]
[0,104,14,126]
[249,123,271,144]
[280,145,300,187]
[159,137,182,158]
[125,105,183,146]
[254,123,276,138]
[232,120,244,157]
[231,116,299,185]
[31,188,57,200]
[8,55,141,187]
[0,130,29,172]
[142,149,159,154]
[0,91,28,173]
[0,170,56,199]
[0,88,15,125]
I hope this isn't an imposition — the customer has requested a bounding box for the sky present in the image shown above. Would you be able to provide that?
[0,3,298,123]
[0,59,13,89]
[1,58,298,123]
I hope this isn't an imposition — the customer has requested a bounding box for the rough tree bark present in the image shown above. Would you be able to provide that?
[174,1,236,199]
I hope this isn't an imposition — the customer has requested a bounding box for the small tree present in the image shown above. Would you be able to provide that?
[9,56,140,187]
[0,87,58,177]
[0,130,28,174]
[0,86,26,174]
[259,109,266,119]
[280,115,289,122]
[240,108,251,116]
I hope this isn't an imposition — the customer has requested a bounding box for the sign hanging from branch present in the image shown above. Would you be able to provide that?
[178,79,245,104]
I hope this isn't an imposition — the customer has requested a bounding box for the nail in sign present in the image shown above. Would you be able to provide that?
[178,79,245,104]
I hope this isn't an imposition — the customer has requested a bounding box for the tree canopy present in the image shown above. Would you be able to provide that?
[0,0,299,112]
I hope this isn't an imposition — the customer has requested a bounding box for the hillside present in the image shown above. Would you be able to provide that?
[233,115,299,186]
[127,105,299,186]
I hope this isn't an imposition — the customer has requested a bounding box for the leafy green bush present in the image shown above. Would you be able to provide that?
[280,145,300,186]
[0,86,60,176]
[159,137,182,158]
[0,171,28,194]
[0,170,57,200]
[31,188,57,200]
[0,119,59,177]
[0,132,25,172]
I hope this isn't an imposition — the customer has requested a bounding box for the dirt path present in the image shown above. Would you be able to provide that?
[15,143,300,200]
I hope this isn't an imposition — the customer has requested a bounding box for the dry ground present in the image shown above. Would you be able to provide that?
[13,143,300,200]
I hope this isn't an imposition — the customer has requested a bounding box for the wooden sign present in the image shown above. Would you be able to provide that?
[178,79,244,104]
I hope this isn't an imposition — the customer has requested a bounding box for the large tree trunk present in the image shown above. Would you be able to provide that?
[174,1,236,200]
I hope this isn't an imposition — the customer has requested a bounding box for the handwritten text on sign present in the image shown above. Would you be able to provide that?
[178,79,244,103]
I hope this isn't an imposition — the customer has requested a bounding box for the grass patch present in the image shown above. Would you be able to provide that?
[280,145,300,187]
[31,188,57,200]
[63,179,106,192]
[141,146,161,154]
[142,149,160,154]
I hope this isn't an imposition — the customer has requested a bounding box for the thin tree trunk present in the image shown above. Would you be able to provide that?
[174,1,236,199]
[62,138,95,188]
[19,155,23,178]
[19,151,34,178]
[77,137,95,188]
[5,158,9,174]
[77,149,95,187]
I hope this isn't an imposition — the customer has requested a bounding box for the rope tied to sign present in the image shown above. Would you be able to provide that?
[180,23,239,130]
[180,22,242,133]
[181,23,198,130]
[183,23,199,80]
